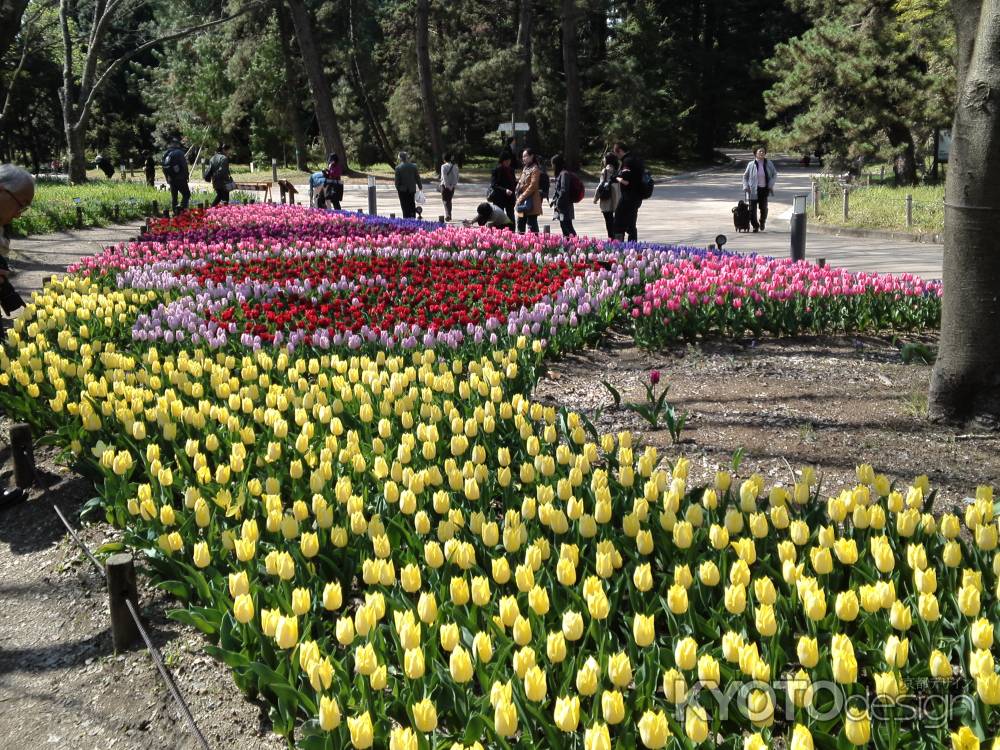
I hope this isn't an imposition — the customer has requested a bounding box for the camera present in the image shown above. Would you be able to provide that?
[0,279,25,316]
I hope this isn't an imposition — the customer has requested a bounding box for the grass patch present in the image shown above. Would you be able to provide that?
[814,181,943,235]
[11,180,215,237]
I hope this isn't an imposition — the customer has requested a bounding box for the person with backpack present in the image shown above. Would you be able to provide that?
[394,151,422,219]
[489,150,517,225]
[514,148,542,233]
[439,153,459,221]
[205,143,233,207]
[612,142,648,242]
[550,154,581,237]
[594,152,620,239]
[162,137,190,213]
[741,146,777,232]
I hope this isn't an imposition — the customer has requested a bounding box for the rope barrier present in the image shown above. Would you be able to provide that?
[50,504,212,750]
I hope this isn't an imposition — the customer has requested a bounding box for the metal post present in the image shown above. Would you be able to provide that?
[543,225,551,234]
[880,166,885,182]
[390,213,396,219]
[842,188,849,221]
[107,553,139,652]
[790,194,808,262]
[367,175,377,215]
[905,194,913,227]
[439,215,445,223]
[271,158,278,184]
[152,200,159,217]
[75,206,84,229]
[10,423,35,488]
[817,258,826,268]
[811,180,819,218]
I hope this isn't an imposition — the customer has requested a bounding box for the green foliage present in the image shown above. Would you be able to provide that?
[749,0,953,176]
[9,181,214,237]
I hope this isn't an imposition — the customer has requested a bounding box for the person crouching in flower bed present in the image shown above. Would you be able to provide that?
[463,202,514,229]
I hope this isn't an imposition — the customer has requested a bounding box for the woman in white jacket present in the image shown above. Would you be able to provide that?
[742,146,778,232]
[439,154,459,221]
[594,152,621,239]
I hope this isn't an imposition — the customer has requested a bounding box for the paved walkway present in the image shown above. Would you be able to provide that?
[6,159,942,306]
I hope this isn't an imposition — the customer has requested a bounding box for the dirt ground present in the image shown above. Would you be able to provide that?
[1,332,996,748]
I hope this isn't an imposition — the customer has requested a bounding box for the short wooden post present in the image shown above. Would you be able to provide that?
[438,215,445,223]
[880,166,885,182]
[905,194,913,227]
[10,423,35,489]
[811,180,819,218]
[817,258,826,268]
[357,209,363,215]
[271,158,278,184]
[543,225,551,234]
[75,206,84,229]
[390,213,396,218]
[842,188,849,221]
[151,200,159,217]
[106,553,139,652]
[113,204,120,221]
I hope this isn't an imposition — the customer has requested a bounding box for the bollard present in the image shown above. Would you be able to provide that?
[439,215,445,223]
[543,225,551,234]
[42,275,53,286]
[10,423,35,489]
[162,209,170,219]
[880,166,885,182]
[390,213,396,219]
[905,194,913,227]
[272,158,278,184]
[75,206,84,229]
[357,209,363,214]
[811,180,820,218]
[152,200,159,217]
[817,258,826,268]
[842,188,849,221]
[790,194,807,262]
[367,175,377,215]
[113,204,120,221]
[106,553,139,652]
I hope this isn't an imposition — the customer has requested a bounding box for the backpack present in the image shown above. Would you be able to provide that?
[641,170,654,200]
[569,172,585,203]
[538,169,550,201]
[162,148,181,177]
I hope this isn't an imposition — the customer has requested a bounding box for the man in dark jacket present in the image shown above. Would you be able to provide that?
[394,151,422,219]
[206,143,233,207]
[162,137,190,213]
[144,154,156,186]
[612,142,644,242]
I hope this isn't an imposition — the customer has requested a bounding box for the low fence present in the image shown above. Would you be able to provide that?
[809,177,944,233]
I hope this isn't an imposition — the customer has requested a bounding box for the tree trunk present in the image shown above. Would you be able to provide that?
[561,0,581,170]
[66,124,88,183]
[0,0,30,61]
[887,123,918,186]
[513,0,536,150]
[274,2,309,170]
[929,0,1000,424]
[694,0,719,161]
[285,0,347,166]
[415,0,444,165]
[348,0,395,166]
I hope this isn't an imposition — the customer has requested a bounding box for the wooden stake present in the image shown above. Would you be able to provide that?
[107,553,139,652]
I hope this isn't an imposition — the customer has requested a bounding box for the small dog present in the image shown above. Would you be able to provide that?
[732,200,751,232]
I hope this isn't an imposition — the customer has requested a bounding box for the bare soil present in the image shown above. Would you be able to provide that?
[1,332,996,748]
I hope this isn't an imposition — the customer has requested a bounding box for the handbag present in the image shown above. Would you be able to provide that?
[596,181,612,200]
[516,199,531,213]
[415,190,426,206]
[224,181,236,192]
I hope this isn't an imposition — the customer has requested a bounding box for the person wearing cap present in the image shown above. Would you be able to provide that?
[206,143,233,206]
[162,137,190,213]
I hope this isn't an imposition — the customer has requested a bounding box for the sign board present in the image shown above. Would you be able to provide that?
[497,122,530,134]
[937,129,951,163]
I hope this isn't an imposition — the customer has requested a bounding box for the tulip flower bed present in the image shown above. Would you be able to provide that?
[629,255,941,347]
[1,205,978,750]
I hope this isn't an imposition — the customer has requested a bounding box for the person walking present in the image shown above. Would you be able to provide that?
[489,150,517,225]
[394,152,422,219]
[594,152,620,239]
[550,154,577,237]
[514,148,542,233]
[439,154,459,221]
[143,154,156,187]
[612,142,645,242]
[321,153,344,210]
[742,146,777,232]
[162,137,191,213]
[205,143,233,207]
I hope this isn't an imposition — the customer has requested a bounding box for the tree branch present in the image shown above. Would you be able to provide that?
[72,9,252,131]
[0,13,33,126]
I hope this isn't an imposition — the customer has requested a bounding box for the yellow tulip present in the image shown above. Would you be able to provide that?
[675,637,697,671]
[797,636,819,668]
[450,646,474,683]
[404,648,425,679]
[354,643,378,676]
[585,722,611,750]
[348,712,374,749]
[576,656,601,696]
[412,698,437,732]
[951,727,980,750]
[319,696,341,731]
[233,593,254,624]
[790,724,815,750]
[638,709,671,749]
[667,584,689,614]
[608,651,632,688]
[275,615,298,649]
[662,667,687,703]
[554,694,581,732]
[494,699,518,738]
[930,650,953,678]
[600,690,625,725]
[291,587,311,616]
[634,614,655,647]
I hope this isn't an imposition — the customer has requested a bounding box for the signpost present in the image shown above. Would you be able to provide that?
[497,114,530,156]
